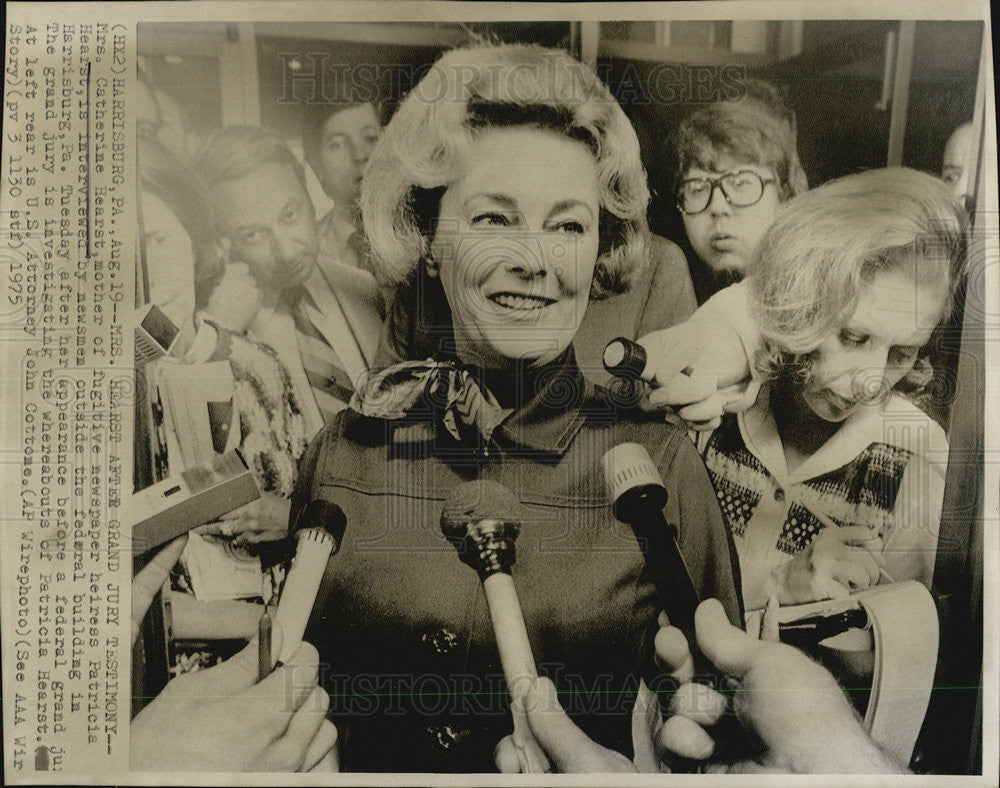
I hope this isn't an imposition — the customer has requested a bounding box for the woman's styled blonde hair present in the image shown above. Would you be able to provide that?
[361,43,650,300]
[751,167,967,393]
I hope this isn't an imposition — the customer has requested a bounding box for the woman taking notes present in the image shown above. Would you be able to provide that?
[640,168,965,610]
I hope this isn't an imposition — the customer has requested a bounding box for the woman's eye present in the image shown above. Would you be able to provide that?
[471,212,511,227]
[147,232,167,246]
[840,330,869,347]
[555,220,585,234]
[282,204,301,223]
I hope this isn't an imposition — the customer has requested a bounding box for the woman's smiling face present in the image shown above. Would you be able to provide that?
[428,126,601,370]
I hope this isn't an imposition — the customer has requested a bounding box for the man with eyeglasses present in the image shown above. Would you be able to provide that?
[670,80,808,303]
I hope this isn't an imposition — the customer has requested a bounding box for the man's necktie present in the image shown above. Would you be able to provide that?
[292,288,355,424]
[345,230,371,271]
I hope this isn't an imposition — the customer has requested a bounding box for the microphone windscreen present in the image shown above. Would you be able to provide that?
[441,480,523,532]
[292,499,347,551]
[602,443,666,506]
[603,337,647,378]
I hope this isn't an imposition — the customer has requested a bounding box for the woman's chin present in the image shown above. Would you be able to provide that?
[456,340,567,371]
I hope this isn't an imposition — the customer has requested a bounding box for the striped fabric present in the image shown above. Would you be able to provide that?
[345,230,371,270]
[292,288,355,424]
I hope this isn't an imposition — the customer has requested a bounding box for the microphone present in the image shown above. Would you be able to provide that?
[603,336,649,381]
[441,480,549,774]
[603,443,755,770]
[605,336,752,415]
[602,443,700,631]
[273,500,347,664]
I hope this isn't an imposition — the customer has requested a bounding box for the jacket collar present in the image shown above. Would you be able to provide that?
[738,383,943,484]
[492,348,592,455]
[383,348,593,457]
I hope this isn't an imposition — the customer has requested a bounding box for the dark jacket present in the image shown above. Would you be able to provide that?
[293,351,741,772]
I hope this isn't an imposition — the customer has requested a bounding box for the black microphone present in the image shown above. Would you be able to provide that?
[602,443,700,631]
[603,443,754,768]
[291,499,348,546]
[603,336,649,381]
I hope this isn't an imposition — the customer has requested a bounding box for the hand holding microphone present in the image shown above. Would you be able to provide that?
[130,537,336,772]
[440,480,551,774]
[493,599,902,775]
[265,499,348,772]
[604,333,756,430]
[602,442,752,768]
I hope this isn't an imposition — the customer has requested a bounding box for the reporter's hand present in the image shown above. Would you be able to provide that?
[636,320,756,430]
[657,599,902,774]
[130,625,337,772]
[200,493,291,546]
[649,612,725,763]
[204,262,265,334]
[770,526,884,605]
[494,677,636,773]
[170,315,198,358]
[132,536,189,646]
[493,611,716,773]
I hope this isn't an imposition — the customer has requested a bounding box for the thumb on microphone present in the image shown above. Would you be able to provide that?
[517,677,636,773]
[694,598,764,678]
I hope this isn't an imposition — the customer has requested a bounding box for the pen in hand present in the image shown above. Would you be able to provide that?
[258,608,273,682]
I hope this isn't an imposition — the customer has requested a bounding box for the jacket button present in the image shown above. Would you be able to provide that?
[427,724,470,751]
[774,488,785,502]
[422,628,458,655]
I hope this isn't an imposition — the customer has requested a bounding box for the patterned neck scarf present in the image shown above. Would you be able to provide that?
[350,360,514,447]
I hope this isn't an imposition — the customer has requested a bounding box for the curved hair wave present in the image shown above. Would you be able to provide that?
[750,167,967,396]
[361,43,651,299]
[138,139,223,308]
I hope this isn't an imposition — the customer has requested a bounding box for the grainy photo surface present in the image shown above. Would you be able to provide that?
[2,2,996,785]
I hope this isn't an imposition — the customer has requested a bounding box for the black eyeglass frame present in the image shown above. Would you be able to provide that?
[676,170,779,215]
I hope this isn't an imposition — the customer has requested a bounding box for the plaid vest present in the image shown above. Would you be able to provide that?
[703,414,913,557]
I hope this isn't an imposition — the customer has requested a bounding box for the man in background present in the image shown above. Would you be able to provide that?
[302,98,382,270]
[941,121,976,212]
[196,125,383,436]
